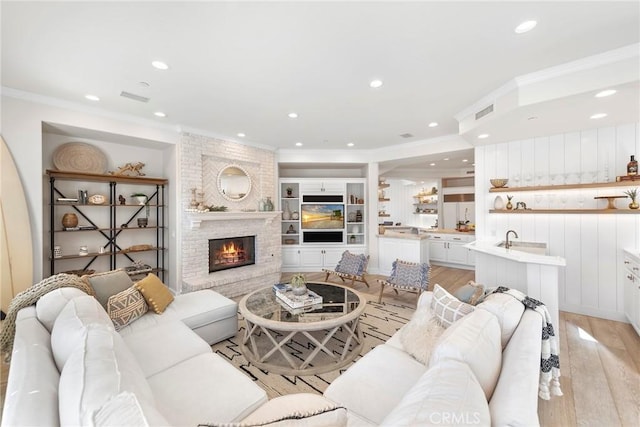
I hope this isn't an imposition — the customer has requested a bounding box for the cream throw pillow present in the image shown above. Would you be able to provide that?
[107,286,149,330]
[400,303,445,364]
[134,273,174,314]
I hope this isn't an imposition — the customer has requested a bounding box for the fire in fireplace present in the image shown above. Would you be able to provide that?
[209,235,256,273]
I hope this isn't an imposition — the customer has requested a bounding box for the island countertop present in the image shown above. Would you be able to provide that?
[465,240,566,266]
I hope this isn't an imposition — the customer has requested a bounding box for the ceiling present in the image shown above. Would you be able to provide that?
[2,1,639,154]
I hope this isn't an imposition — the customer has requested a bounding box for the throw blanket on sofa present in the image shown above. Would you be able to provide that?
[489,286,563,400]
[0,273,93,361]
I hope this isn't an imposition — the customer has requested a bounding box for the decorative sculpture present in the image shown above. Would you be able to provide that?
[109,162,146,176]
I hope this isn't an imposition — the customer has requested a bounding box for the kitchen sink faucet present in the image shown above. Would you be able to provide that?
[505,230,519,249]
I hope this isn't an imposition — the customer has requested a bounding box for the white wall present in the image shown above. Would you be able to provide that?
[2,94,179,281]
[381,179,438,228]
[475,123,640,321]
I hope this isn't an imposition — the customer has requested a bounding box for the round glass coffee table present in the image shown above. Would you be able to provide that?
[239,282,365,375]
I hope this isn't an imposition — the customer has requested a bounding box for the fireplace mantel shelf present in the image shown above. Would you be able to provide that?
[188,211,282,229]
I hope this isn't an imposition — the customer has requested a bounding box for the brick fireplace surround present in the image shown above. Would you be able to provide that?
[180,133,281,298]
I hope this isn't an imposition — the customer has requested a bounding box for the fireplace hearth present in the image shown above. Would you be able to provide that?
[209,236,256,273]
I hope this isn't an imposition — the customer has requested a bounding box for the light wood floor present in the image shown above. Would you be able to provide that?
[284,267,640,427]
[1,266,637,426]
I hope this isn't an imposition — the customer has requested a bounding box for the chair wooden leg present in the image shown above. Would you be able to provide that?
[378,283,385,303]
[361,275,370,288]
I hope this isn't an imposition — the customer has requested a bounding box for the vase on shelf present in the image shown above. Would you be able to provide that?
[493,196,505,210]
[62,212,78,228]
[627,155,638,176]
[506,195,514,210]
[282,201,291,220]
[265,197,274,211]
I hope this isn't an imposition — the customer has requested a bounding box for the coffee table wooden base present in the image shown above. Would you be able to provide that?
[241,317,363,376]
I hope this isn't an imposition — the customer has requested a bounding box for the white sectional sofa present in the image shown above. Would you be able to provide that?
[2,287,268,427]
[3,285,545,427]
[324,290,544,426]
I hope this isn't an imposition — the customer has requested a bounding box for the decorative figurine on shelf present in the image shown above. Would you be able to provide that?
[286,224,296,234]
[286,187,293,197]
[118,195,126,205]
[355,210,363,222]
[109,162,145,176]
[624,188,639,209]
[290,273,307,296]
[291,210,299,220]
[506,195,514,210]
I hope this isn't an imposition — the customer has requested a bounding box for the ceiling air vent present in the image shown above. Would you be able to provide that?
[120,91,149,103]
[475,104,494,120]
[399,133,414,139]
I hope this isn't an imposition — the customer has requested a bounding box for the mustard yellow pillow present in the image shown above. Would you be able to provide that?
[134,273,174,314]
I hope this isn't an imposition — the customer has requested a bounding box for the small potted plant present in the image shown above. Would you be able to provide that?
[624,188,639,209]
[290,273,307,296]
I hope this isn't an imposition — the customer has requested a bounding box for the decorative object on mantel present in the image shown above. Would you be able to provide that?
[594,195,626,209]
[190,188,199,208]
[53,142,108,174]
[506,195,514,210]
[184,205,229,213]
[624,188,639,209]
[109,162,146,176]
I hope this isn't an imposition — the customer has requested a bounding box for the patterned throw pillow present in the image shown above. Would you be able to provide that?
[107,286,148,330]
[134,273,174,314]
[430,284,475,327]
[388,260,429,289]
[335,251,368,276]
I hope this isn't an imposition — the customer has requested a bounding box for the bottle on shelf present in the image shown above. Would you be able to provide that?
[627,155,638,176]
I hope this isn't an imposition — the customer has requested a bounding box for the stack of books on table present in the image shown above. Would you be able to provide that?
[273,283,323,309]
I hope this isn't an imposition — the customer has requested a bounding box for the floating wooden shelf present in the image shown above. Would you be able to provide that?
[378,198,390,202]
[489,209,640,214]
[378,213,391,217]
[378,183,390,188]
[489,180,639,193]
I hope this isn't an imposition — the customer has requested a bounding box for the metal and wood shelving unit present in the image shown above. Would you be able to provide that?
[47,170,168,279]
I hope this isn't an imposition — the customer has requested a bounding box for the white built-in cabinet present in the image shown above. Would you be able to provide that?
[279,178,367,272]
[623,250,640,336]
[426,233,475,270]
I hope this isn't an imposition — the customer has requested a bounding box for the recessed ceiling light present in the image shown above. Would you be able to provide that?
[462,159,469,163]
[527,116,538,121]
[154,112,166,118]
[472,163,476,166]
[443,157,450,161]
[85,94,100,101]
[590,113,607,119]
[295,142,303,147]
[514,20,537,34]
[430,163,436,166]
[428,122,438,128]
[478,134,489,139]
[288,112,298,119]
[237,132,246,137]
[151,60,169,70]
[369,79,383,88]
[347,142,355,147]
[138,81,150,88]
[595,89,617,98]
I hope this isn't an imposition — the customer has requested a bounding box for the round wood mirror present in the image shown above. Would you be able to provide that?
[217,165,252,201]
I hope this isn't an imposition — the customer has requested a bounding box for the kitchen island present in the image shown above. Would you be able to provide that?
[466,240,566,336]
